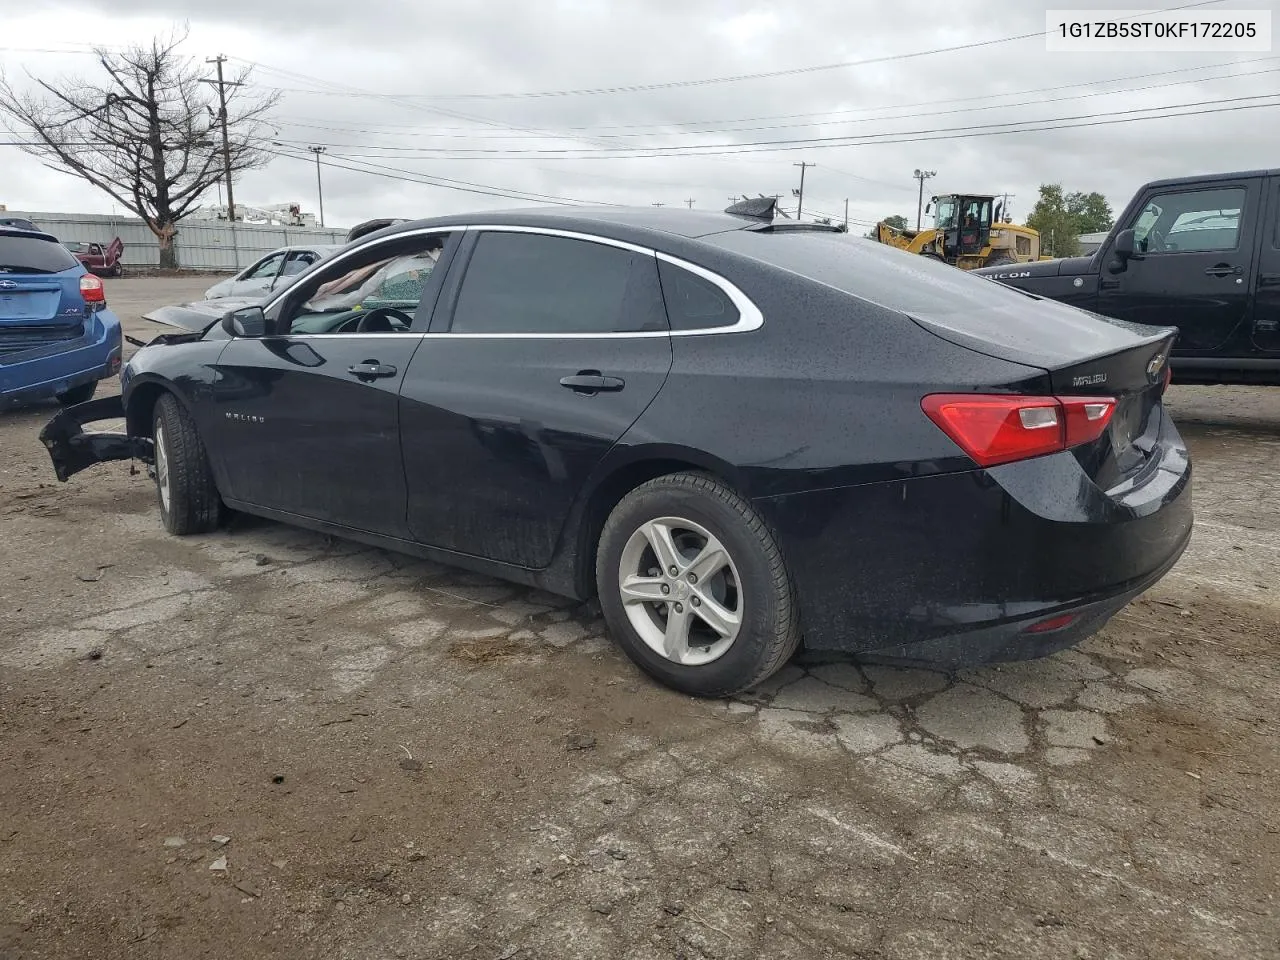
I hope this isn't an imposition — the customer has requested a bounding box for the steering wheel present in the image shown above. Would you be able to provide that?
[1144,227,1167,253]
[354,306,415,333]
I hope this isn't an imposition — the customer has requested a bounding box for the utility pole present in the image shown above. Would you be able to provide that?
[913,168,937,231]
[792,162,814,220]
[203,55,244,266]
[999,192,1014,222]
[685,198,695,209]
[309,146,327,228]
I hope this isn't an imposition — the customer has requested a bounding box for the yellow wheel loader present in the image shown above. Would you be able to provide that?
[875,194,1047,269]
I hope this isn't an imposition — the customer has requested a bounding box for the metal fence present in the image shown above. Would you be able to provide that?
[6,210,349,273]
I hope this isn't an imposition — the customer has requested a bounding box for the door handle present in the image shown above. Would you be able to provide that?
[1100,278,1121,290]
[347,361,398,380]
[559,371,625,394]
[1204,264,1243,278]
[1259,273,1280,287]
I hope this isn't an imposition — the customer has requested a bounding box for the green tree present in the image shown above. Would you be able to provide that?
[866,213,909,239]
[1026,184,1115,258]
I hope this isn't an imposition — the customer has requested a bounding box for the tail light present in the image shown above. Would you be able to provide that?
[80,274,106,305]
[922,393,1116,468]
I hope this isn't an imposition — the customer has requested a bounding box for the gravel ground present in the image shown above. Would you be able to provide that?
[1,277,1277,960]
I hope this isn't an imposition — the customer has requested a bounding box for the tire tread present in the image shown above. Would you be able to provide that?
[154,393,222,535]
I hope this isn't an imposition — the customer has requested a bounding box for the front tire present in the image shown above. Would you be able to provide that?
[596,472,800,697]
[152,393,223,535]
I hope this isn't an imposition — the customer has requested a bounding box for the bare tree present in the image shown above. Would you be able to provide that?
[0,29,279,268]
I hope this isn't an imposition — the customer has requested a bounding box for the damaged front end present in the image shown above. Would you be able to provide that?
[39,395,153,482]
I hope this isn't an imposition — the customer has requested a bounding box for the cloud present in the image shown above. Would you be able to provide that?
[1,0,1276,232]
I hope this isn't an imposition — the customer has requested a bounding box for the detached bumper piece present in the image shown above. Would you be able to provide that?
[39,395,153,482]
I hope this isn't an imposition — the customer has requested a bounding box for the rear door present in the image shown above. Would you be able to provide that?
[1097,177,1262,353]
[400,227,672,568]
[1252,176,1280,353]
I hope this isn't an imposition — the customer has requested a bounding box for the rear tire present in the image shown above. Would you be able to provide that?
[56,382,97,406]
[152,393,223,535]
[595,472,800,698]
[985,251,1017,267]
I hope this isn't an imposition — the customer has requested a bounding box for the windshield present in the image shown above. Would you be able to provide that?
[64,241,91,254]
[934,198,957,230]
[0,235,80,274]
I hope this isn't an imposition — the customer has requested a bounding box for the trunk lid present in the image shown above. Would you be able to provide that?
[908,296,1177,493]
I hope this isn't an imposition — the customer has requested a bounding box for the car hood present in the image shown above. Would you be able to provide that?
[141,295,263,333]
[973,254,1097,280]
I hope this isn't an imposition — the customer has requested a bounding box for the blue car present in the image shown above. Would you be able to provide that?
[0,226,122,406]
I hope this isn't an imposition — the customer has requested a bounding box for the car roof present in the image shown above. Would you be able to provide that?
[1144,168,1280,189]
[365,206,760,249]
[0,226,62,244]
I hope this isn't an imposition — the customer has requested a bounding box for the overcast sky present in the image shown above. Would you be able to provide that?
[1,0,1278,231]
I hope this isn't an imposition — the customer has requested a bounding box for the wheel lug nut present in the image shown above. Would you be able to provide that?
[691,596,701,607]
[687,573,698,584]
[660,584,670,595]
[673,603,684,613]
[668,565,678,576]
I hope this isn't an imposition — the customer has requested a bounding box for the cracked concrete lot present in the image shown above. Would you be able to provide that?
[1,277,1278,960]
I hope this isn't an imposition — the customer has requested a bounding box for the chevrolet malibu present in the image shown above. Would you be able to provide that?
[39,202,1192,697]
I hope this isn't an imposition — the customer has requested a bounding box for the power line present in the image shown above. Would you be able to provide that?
[273,60,1279,143]
[265,93,1280,160]
[265,54,1278,138]
[252,0,1225,101]
[263,145,619,206]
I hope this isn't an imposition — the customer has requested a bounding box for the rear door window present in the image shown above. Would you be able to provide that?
[449,231,666,334]
[0,235,79,274]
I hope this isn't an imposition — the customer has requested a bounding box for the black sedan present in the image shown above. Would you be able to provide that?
[40,201,1192,697]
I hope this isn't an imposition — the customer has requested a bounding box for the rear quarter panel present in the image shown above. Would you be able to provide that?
[618,245,1053,500]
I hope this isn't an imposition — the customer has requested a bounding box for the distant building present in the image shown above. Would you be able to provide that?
[190,202,318,228]
[1077,231,1111,256]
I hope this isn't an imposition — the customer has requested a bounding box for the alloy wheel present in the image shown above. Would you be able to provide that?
[617,516,743,666]
[154,422,171,512]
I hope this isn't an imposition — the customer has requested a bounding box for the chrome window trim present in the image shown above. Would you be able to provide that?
[249,222,765,341]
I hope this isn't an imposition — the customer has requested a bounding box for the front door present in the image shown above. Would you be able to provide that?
[1252,176,1280,353]
[209,229,459,539]
[400,228,673,568]
[1098,178,1262,354]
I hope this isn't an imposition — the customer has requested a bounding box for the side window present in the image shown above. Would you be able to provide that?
[657,259,740,331]
[450,231,666,334]
[284,233,449,335]
[1131,187,1245,254]
[245,253,284,280]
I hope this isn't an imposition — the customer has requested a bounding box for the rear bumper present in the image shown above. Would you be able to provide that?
[0,310,122,404]
[39,393,152,482]
[756,407,1193,666]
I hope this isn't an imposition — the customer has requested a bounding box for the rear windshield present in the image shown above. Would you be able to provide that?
[0,234,79,274]
[708,228,1040,317]
[707,228,1159,366]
